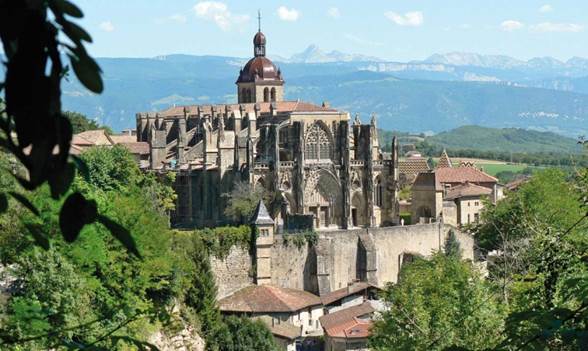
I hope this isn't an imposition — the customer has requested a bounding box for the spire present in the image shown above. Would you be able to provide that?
[437,149,453,168]
[251,200,274,225]
[257,9,261,32]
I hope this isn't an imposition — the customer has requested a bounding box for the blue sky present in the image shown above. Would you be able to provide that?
[75,0,588,61]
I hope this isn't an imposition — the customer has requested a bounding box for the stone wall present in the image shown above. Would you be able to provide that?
[210,247,254,298]
[271,236,318,294]
[211,224,475,298]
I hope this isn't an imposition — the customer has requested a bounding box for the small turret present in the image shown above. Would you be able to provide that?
[251,200,274,285]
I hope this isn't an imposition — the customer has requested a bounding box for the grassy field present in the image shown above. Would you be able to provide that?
[476,163,528,176]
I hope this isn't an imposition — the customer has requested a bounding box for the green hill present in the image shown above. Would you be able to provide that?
[426,125,582,154]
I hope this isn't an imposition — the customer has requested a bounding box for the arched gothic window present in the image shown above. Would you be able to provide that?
[305,123,333,161]
[375,177,383,207]
[246,89,252,103]
[263,87,269,102]
[270,88,276,102]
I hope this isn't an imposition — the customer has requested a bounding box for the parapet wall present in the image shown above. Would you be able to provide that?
[211,223,474,298]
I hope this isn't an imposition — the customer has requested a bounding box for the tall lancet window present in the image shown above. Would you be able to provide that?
[375,177,383,207]
[305,123,333,161]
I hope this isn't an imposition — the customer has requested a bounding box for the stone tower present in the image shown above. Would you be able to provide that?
[252,200,274,285]
[236,28,284,103]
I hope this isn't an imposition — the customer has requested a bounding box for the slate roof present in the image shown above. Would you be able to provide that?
[445,182,493,200]
[251,200,274,225]
[320,282,375,306]
[218,285,321,313]
[435,167,497,184]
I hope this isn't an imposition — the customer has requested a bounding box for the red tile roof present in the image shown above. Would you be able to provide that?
[435,167,497,184]
[399,157,430,176]
[218,285,322,313]
[319,302,375,332]
[154,100,339,118]
[118,142,150,155]
[324,317,373,339]
[445,182,492,200]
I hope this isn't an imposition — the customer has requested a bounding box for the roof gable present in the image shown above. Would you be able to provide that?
[218,285,321,313]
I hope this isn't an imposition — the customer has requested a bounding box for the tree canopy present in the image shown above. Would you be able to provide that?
[370,253,505,350]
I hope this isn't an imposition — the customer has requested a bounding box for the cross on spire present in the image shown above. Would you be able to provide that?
[257,9,261,32]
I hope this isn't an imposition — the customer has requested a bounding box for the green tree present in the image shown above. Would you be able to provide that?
[64,110,101,134]
[370,254,505,350]
[472,167,588,349]
[0,147,176,349]
[223,180,262,223]
[223,316,279,351]
[444,229,461,258]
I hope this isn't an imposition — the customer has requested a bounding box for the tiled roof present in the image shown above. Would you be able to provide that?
[255,316,301,340]
[445,182,492,200]
[118,142,150,155]
[153,100,339,118]
[399,157,430,176]
[506,176,531,191]
[74,130,112,145]
[343,319,372,339]
[109,134,137,144]
[319,302,374,332]
[320,282,375,306]
[437,149,453,168]
[435,166,497,184]
[218,285,321,313]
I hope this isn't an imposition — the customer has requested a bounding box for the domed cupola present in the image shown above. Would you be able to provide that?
[253,31,266,56]
[236,19,285,104]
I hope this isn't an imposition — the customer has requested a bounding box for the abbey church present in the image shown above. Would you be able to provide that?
[136,29,400,229]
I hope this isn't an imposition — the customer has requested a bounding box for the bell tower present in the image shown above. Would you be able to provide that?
[236,12,285,104]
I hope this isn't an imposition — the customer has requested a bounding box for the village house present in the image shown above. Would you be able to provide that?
[217,284,324,350]
[319,302,375,351]
[411,150,500,226]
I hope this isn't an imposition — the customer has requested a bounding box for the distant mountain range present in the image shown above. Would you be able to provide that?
[271,45,383,63]
[4,47,588,137]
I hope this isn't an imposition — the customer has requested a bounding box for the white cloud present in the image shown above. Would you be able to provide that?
[277,6,299,21]
[99,21,115,32]
[193,1,249,31]
[500,20,524,31]
[539,4,553,13]
[531,22,584,32]
[384,11,423,27]
[327,7,340,19]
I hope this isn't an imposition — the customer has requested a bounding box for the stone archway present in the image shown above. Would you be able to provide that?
[304,169,342,228]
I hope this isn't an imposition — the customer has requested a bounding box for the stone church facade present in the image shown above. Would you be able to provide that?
[136,29,400,229]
